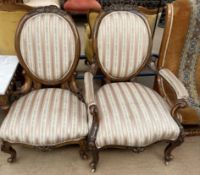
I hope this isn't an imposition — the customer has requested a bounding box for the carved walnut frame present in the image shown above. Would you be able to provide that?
[87,10,186,172]
[1,6,88,163]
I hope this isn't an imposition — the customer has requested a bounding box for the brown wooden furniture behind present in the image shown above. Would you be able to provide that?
[155,0,200,135]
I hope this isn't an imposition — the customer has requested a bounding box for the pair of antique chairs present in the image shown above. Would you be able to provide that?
[0,3,189,173]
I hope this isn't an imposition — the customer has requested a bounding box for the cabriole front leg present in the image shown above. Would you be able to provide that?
[1,141,17,163]
[164,99,187,165]
[164,129,184,165]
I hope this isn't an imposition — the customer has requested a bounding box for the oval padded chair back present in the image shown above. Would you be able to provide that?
[16,7,80,85]
[94,11,152,80]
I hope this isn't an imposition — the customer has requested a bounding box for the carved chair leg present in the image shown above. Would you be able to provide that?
[1,141,17,163]
[79,139,89,160]
[89,145,99,173]
[164,133,184,165]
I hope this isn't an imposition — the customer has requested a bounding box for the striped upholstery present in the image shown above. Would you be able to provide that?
[95,82,180,148]
[159,68,189,100]
[24,0,60,8]
[0,89,88,146]
[84,72,96,107]
[96,11,151,79]
[19,13,76,81]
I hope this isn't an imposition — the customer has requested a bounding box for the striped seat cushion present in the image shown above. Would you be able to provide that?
[95,82,180,148]
[0,89,88,146]
[96,11,151,79]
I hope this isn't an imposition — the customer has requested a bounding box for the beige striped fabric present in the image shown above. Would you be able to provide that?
[84,72,96,107]
[159,68,189,100]
[95,82,180,148]
[96,11,151,79]
[0,89,88,146]
[19,13,76,81]
[24,0,60,8]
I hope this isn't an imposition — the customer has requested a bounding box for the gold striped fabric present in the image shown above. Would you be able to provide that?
[97,11,151,79]
[95,82,180,148]
[159,68,189,100]
[20,13,75,81]
[24,0,60,8]
[84,72,96,107]
[0,89,88,146]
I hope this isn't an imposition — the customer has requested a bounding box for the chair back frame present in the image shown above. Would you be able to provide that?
[15,6,81,86]
[92,10,153,82]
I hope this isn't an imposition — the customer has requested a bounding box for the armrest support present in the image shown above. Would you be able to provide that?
[84,72,99,145]
[84,72,96,107]
[158,68,189,100]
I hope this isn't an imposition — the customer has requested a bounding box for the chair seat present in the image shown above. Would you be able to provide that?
[0,89,88,146]
[95,82,180,148]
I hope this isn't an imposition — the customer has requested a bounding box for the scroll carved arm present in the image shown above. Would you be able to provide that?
[88,104,99,147]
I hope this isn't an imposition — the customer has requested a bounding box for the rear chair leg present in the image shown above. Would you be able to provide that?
[79,139,89,160]
[164,132,184,165]
[1,141,17,163]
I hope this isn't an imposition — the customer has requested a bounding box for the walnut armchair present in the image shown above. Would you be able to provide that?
[0,6,88,162]
[84,10,189,172]
[155,0,200,135]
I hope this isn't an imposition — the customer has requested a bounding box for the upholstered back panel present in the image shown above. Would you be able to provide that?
[96,11,151,79]
[19,12,77,82]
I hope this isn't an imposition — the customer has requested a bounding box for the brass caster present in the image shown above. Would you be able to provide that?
[165,161,169,166]
[169,155,174,160]
[165,155,174,162]
[91,168,96,173]
[7,157,15,163]
[90,162,96,173]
